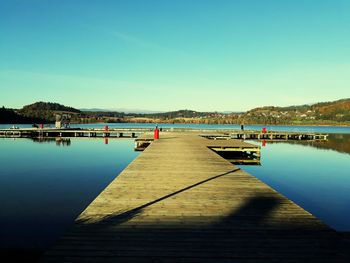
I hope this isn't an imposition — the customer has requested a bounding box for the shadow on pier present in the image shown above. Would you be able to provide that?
[43,171,350,262]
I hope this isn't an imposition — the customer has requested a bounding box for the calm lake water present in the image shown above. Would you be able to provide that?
[0,124,350,254]
[242,136,350,231]
[0,138,139,250]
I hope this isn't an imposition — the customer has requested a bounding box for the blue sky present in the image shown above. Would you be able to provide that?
[1,0,349,111]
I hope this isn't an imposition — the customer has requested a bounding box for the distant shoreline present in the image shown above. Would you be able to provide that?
[1,121,350,127]
[76,120,350,127]
[2,99,350,127]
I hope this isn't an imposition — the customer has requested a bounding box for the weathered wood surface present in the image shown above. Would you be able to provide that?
[42,133,347,262]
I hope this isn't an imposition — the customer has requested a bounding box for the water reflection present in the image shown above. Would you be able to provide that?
[0,138,139,252]
[263,134,350,155]
[31,137,72,147]
[243,135,350,231]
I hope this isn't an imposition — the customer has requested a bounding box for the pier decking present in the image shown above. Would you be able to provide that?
[42,132,347,262]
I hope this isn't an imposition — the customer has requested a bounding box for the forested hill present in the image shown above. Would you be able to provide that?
[18,102,81,122]
[0,107,45,124]
[249,98,350,114]
[309,99,350,120]
[245,98,350,124]
[1,99,349,125]
[21,102,80,113]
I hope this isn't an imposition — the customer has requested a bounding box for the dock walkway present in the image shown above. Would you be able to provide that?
[43,133,347,262]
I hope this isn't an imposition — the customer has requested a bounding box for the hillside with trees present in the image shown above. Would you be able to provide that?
[1,99,349,125]
[242,98,350,125]
[0,107,45,124]
[18,102,81,122]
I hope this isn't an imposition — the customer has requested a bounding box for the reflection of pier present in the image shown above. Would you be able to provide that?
[43,132,346,262]
[31,137,71,146]
[55,138,71,146]
[283,133,350,155]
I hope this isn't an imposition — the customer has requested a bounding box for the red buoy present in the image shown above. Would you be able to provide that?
[105,125,109,132]
[154,127,159,140]
[262,127,266,134]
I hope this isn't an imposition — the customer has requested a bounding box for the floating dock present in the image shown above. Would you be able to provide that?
[42,132,346,262]
[231,131,328,141]
[202,131,328,141]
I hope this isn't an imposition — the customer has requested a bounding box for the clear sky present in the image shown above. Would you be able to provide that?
[1,0,349,111]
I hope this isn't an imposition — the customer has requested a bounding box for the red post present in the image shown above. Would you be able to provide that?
[154,127,159,140]
[105,125,109,132]
[40,124,44,129]
[262,127,266,133]
[262,140,266,147]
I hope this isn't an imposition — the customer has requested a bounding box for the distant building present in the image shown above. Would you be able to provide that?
[55,113,71,128]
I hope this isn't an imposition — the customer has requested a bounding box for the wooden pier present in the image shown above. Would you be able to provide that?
[0,128,328,142]
[0,128,149,139]
[42,132,347,262]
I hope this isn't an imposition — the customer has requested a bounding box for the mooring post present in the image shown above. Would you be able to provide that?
[104,125,109,137]
[154,125,159,140]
